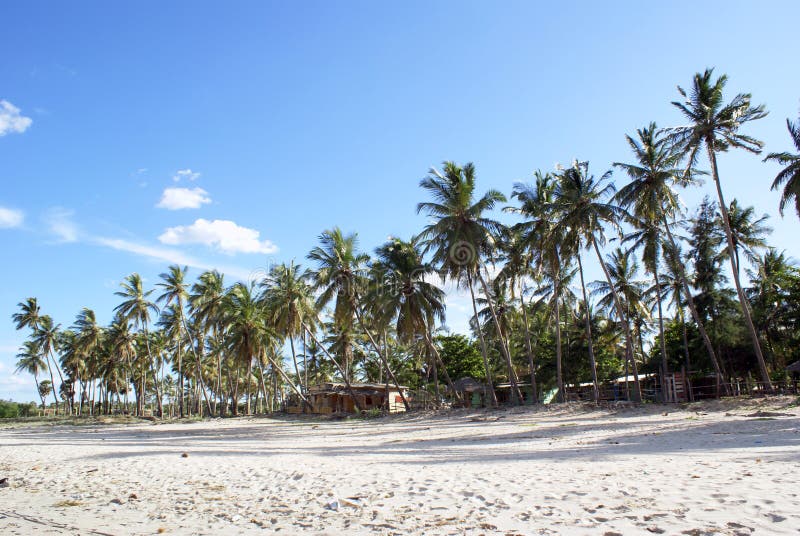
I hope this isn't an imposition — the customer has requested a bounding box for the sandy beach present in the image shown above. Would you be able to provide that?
[0,398,798,535]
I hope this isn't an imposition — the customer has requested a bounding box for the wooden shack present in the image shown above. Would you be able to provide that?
[450,377,487,408]
[287,382,408,415]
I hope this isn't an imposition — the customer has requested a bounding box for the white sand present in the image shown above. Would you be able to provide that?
[1,397,798,535]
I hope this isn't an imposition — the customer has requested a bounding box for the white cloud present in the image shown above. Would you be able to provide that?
[95,237,202,267]
[158,218,278,255]
[156,187,211,210]
[172,169,200,182]
[0,206,24,228]
[43,207,79,242]
[0,100,33,136]
[93,236,254,281]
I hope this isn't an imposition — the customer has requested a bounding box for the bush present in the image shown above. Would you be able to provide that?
[0,400,20,419]
[0,400,38,418]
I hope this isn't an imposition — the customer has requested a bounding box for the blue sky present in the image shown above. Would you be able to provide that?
[2,1,799,401]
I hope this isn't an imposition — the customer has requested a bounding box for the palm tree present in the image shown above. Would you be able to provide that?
[224,282,307,414]
[495,228,539,403]
[114,273,163,417]
[372,237,458,403]
[590,248,647,399]
[157,265,212,417]
[16,341,48,409]
[718,200,771,280]
[416,162,518,406]
[107,317,136,412]
[72,308,103,415]
[510,171,571,402]
[614,122,727,394]
[549,161,641,401]
[30,315,64,412]
[190,270,226,415]
[667,68,771,389]
[260,261,317,396]
[308,227,408,409]
[13,298,61,412]
[764,117,800,220]
[746,249,799,368]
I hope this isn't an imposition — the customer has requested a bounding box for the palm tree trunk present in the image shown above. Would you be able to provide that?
[663,215,727,396]
[476,263,523,405]
[257,357,269,414]
[45,352,59,414]
[141,320,163,418]
[553,268,565,403]
[706,147,772,389]
[518,280,538,404]
[591,237,641,402]
[303,324,363,412]
[303,330,308,394]
[423,330,461,404]
[33,374,45,410]
[653,263,670,401]
[467,272,498,407]
[246,356,253,415]
[577,254,600,403]
[289,337,302,391]
[349,299,410,411]
[177,343,184,418]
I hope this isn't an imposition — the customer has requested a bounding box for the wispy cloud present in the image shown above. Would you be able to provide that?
[93,236,254,281]
[43,207,79,242]
[0,100,33,136]
[156,187,211,210]
[0,206,24,228]
[158,219,278,255]
[172,169,200,182]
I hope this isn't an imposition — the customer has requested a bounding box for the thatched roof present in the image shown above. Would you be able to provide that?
[307,382,408,396]
[450,377,485,393]
[786,360,800,373]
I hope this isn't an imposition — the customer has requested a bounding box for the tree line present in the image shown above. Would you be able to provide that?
[12,69,800,417]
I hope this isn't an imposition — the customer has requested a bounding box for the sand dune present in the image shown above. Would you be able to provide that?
[1,397,798,535]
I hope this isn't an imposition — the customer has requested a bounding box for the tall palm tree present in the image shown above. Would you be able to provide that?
[372,237,458,402]
[746,249,799,368]
[224,282,308,414]
[157,265,190,417]
[107,317,136,412]
[31,315,64,412]
[260,261,317,395]
[13,298,61,412]
[72,308,103,414]
[157,265,211,417]
[549,161,641,401]
[114,273,163,417]
[764,117,800,220]
[590,248,647,399]
[416,162,518,406]
[190,270,226,415]
[308,227,408,409]
[495,228,539,403]
[16,341,48,409]
[667,68,771,388]
[614,123,726,394]
[718,200,771,280]
[510,172,570,402]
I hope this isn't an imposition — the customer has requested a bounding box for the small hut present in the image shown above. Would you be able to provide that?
[787,361,800,388]
[450,377,487,408]
[287,382,408,415]
[495,382,536,405]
